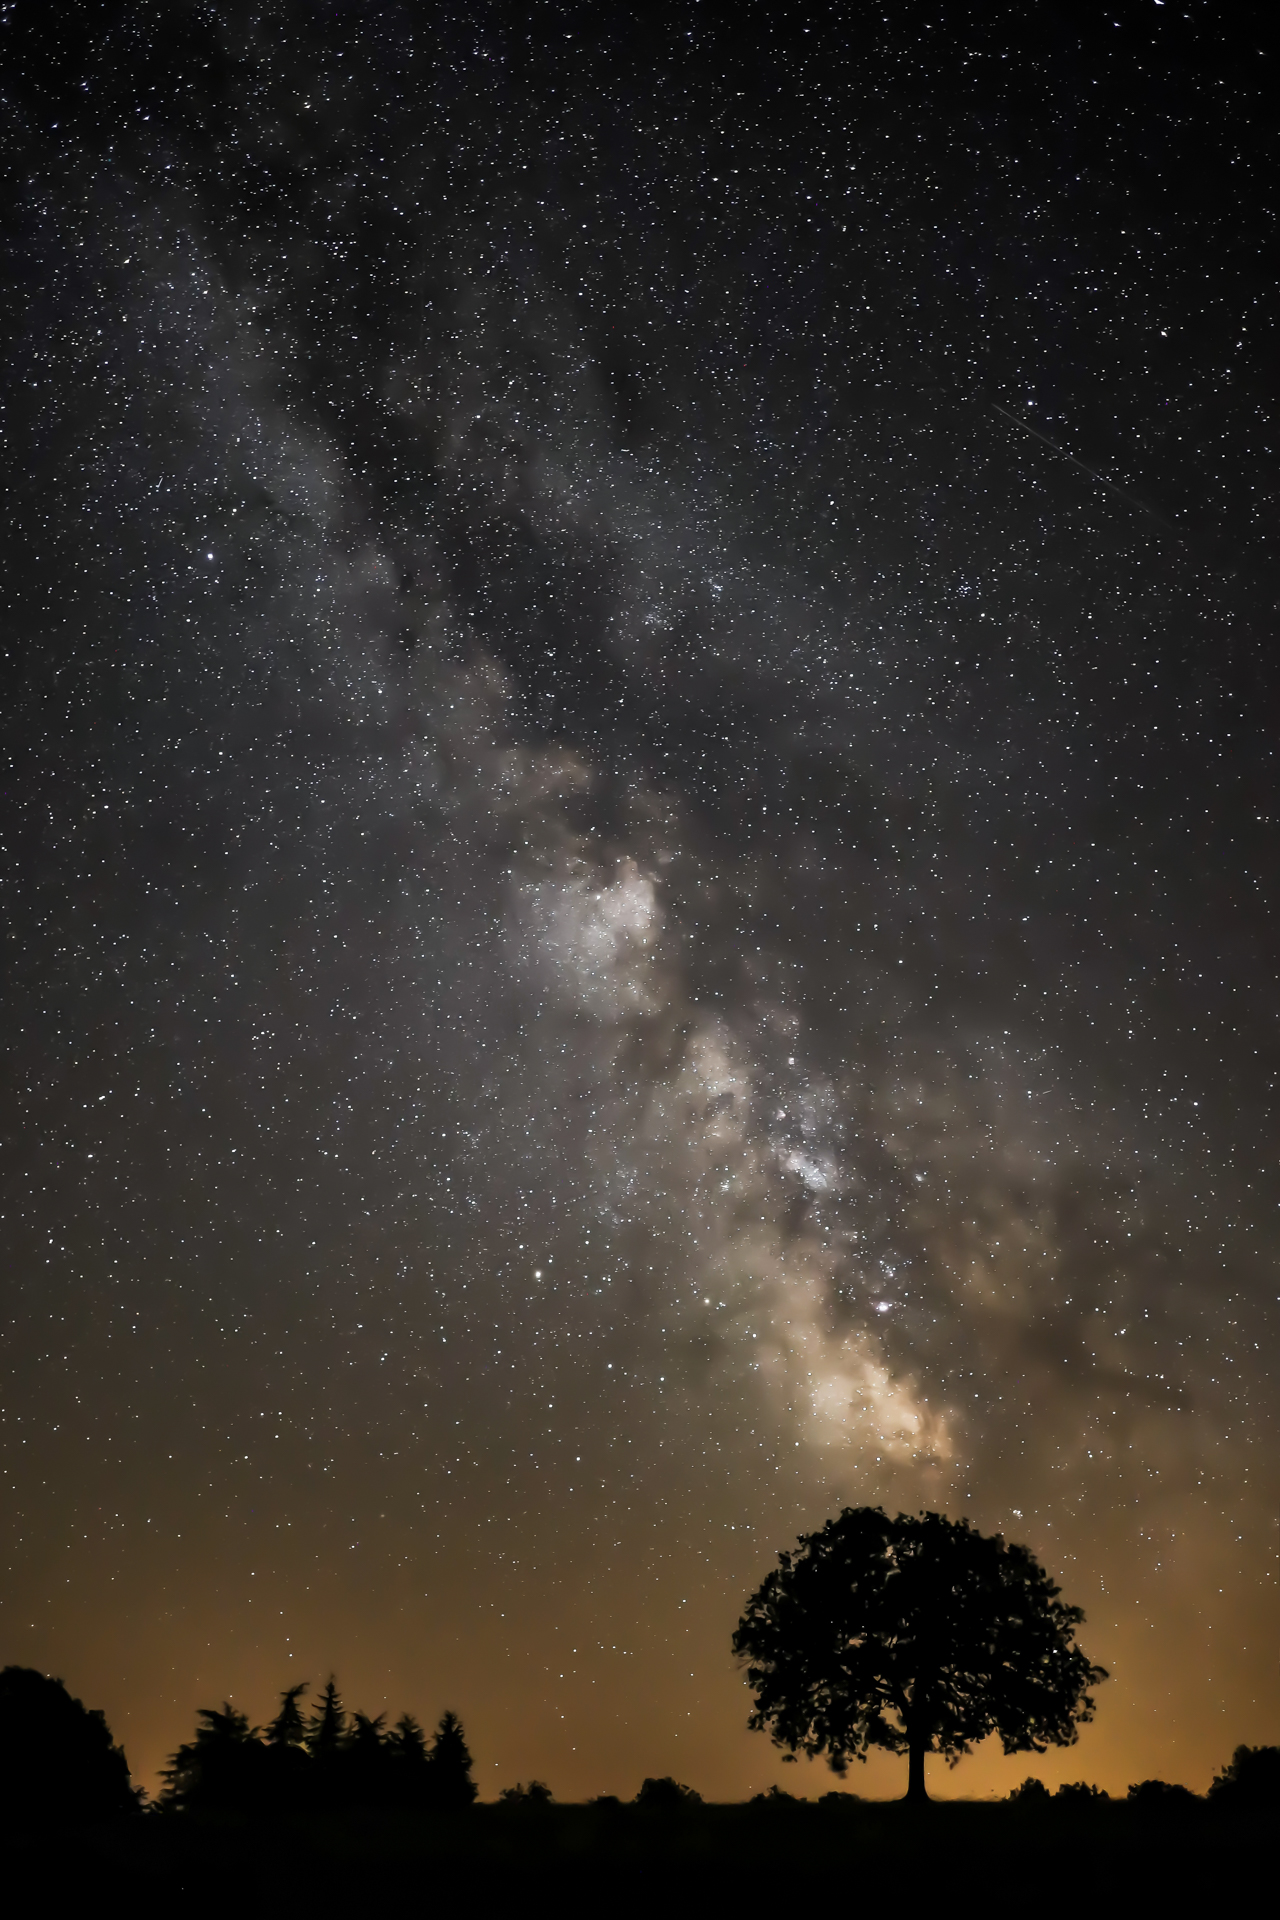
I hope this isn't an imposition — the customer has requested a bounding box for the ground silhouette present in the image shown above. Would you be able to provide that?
[4,1762,1279,1918]
[1,1661,1276,1918]
[733,1508,1106,1800]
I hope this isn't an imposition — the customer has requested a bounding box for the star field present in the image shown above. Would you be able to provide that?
[1,3,1277,1799]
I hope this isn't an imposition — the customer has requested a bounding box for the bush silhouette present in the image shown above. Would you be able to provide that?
[498,1780,554,1806]
[751,1784,800,1807]
[1054,1781,1108,1801]
[1009,1777,1052,1804]
[634,1776,702,1811]
[734,1507,1106,1802]
[0,1666,137,1824]
[1127,1779,1200,1811]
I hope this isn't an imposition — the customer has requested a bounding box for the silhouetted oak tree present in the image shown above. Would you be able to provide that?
[733,1508,1106,1802]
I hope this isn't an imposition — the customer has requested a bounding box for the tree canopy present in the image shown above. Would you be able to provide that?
[0,1666,138,1823]
[733,1507,1106,1801]
[1208,1744,1280,1808]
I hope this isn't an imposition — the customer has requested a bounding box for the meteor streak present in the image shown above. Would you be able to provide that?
[991,402,1171,527]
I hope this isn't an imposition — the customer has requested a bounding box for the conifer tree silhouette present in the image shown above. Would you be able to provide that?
[260,1682,310,1811]
[385,1713,429,1809]
[265,1682,308,1748]
[345,1711,389,1805]
[304,1677,348,1811]
[427,1710,477,1809]
[388,1712,427,1763]
[159,1680,482,1819]
[160,1704,260,1813]
[306,1677,347,1757]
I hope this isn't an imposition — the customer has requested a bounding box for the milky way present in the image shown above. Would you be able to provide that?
[2,7,1276,1797]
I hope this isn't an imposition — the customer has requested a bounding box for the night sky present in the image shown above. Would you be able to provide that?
[2,3,1277,1801]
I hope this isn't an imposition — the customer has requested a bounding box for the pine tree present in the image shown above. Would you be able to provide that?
[388,1712,427,1763]
[259,1680,311,1813]
[427,1710,477,1810]
[265,1682,309,1748]
[306,1677,347,1758]
[345,1711,389,1807]
[159,1703,260,1813]
[385,1712,429,1810]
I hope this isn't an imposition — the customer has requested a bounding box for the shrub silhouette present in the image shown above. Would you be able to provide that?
[734,1507,1106,1802]
[634,1776,702,1811]
[1009,1777,1052,1804]
[1208,1745,1280,1808]
[751,1784,800,1807]
[498,1780,554,1805]
[1127,1779,1200,1811]
[0,1666,137,1824]
[1054,1781,1108,1801]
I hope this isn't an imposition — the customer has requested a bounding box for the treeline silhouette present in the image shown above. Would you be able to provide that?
[159,1678,477,1815]
[3,1663,1279,1827]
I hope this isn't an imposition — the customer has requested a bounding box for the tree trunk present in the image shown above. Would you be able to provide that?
[905,1738,930,1804]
